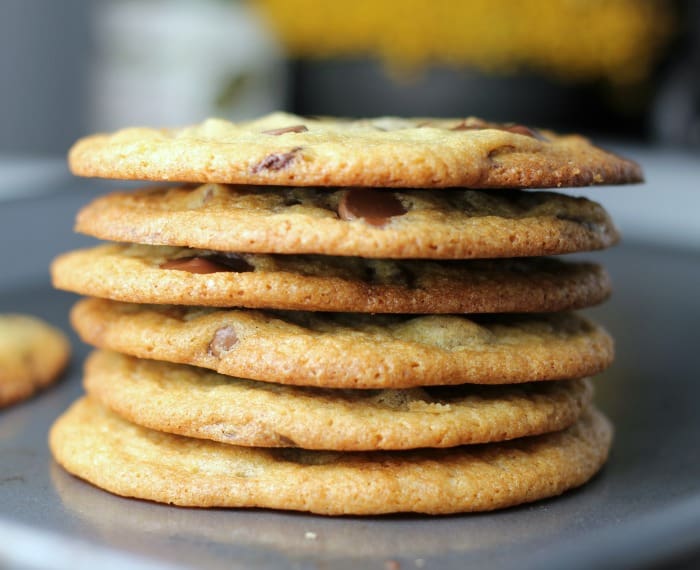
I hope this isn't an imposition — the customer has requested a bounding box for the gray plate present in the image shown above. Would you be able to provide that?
[1,184,699,570]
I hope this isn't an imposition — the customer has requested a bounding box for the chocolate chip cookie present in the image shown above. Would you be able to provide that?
[68,112,642,188]
[84,350,593,450]
[71,298,613,389]
[0,314,70,407]
[49,398,613,515]
[74,184,619,258]
[52,243,611,313]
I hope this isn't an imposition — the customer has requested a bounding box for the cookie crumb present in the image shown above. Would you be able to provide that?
[304,531,317,540]
[385,560,401,570]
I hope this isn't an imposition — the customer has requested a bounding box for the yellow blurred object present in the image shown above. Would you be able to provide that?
[253,0,674,83]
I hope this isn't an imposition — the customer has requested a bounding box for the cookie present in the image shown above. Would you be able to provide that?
[71,299,613,388]
[49,398,612,514]
[0,314,70,407]
[74,185,620,259]
[52,243,611,313]
[68,112,642,188]
[84,350,594,451]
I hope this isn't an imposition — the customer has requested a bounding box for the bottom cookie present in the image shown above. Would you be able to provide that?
[0,314,70,407]
[49,398,612,515]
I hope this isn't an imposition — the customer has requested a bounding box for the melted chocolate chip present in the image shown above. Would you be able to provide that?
[502,124,548,141]
[208,325,238,357]
[160,254,254,274]
[451,119,548,141]
[338,188,407,227]
[215,253,255,272]
[252,147,302,173]
[262,125,308,135]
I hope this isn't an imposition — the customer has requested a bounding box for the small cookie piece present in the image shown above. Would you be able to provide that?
[52,244,611,313]
[84,350,594,450]
[71,299,614,388]
[0,314,70,407]
[68,112,642,188]
[74,185,620,259]
[49,398,613,515]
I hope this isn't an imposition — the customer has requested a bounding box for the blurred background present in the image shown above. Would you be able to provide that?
[0,0,698,247]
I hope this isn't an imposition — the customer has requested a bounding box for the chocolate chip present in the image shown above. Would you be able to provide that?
[214,253,255,273]
[160,257,230,274]
[208,325,238,357]
[262,125,308,135]
[502,124,548,141]
[338,188,407,227]
[276,434,299,447]
[160,254,254,274]
[451,119,548,141]
[252,147,302,173]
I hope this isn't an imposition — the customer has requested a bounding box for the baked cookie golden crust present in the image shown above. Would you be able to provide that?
[0,314,70,407]
[71,299,614,388]
[84,350,594,451]
[74,185,620,259]
[49,398,613,515]
[52,244,611,313]
[68,112,642,188]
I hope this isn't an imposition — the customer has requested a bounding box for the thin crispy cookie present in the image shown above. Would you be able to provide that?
[74,185,619,258]
[85,350,594,450]
[68,112,642,188]
[49,398,613,515]
[71,298,614,388]
[52,243,611,313]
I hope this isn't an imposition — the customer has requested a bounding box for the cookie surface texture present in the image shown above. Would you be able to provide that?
[52,244,611,313]
[68,112,642,188]
[71,299,614,388]
[49,398,613,515]
[84,350,594,450]
[0,314,70,407]
[74,185,619,258]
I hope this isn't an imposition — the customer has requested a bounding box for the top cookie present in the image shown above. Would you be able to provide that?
[68,112,642,188]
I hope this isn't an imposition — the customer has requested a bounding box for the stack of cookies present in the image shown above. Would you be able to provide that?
[50,113,642,515]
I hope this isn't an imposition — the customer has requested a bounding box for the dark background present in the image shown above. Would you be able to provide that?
[1,0,699,155]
